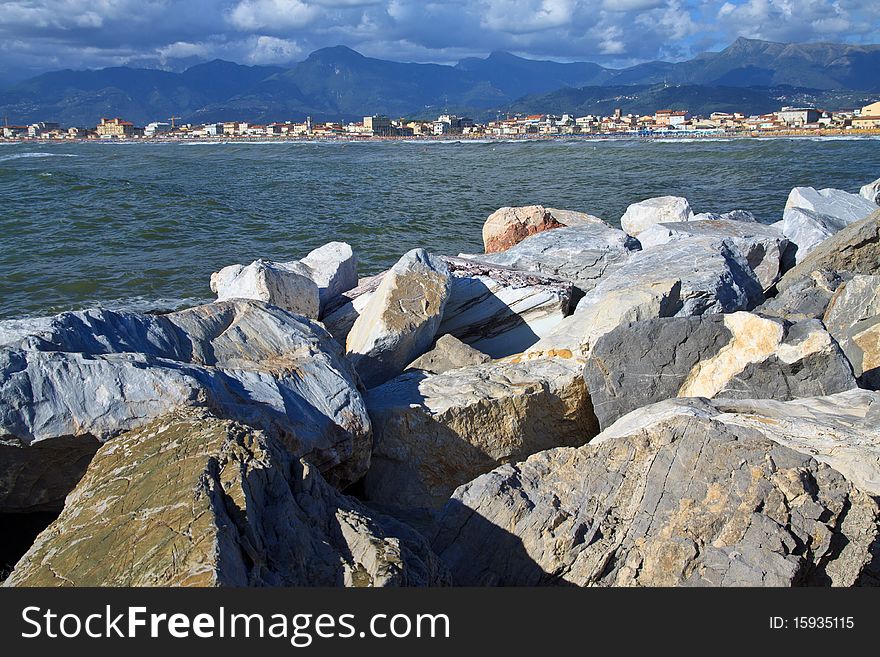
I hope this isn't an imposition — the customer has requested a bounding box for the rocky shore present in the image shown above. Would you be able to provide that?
[2,179,880,587]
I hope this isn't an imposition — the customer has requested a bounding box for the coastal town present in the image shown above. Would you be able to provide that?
[3,99,880,142]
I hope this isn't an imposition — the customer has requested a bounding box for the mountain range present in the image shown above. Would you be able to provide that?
[1,37,879,127]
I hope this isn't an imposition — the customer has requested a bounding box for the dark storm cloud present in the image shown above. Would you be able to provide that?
[0,0,878,80]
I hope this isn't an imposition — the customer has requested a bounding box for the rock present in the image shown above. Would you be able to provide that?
[584,312,856,429]
[637,219,787,290]
[620,196,693,236]
[598,389,880,497]
[475,224,640,293]
[362,358,597,509]
[4,409,446,587]
[437,257,574,358]
[482,205,605,253]
[691,209,757,223]
[431,406,880,586]
[823,275,880,389]
[786,186,878,222]
[756,269,850,321]
[860,177,880,205]
[0,301,372,512]
[406,334,490,374]
[777,209,880,293]
[299,241,359,314]
[210,259,320,319]
[524,240,764,360]
[321,273,384,344]
[346,249,451,388]
[781,207,853,263]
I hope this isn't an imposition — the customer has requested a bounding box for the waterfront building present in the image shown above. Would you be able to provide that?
[96,118,141,138]
[776,107,820,126]
[364,115,392,136]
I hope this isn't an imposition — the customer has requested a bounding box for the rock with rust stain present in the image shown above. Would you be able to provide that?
[482,205,605,254]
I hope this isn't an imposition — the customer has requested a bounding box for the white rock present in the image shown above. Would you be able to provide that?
[299,241,359,313]
[210,259,320,318]
[783,187,877,260]
[860,177,880,205]
[620,196,694,236]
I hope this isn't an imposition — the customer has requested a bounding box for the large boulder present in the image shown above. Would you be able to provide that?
[776,209,880,293]
[210,259,320,318]
[406,334,490,375]
[584,312,856,429]
[620,196,693,236]
[362,358,596,509]
[524,240,764,361]
[482,205,605,253]
[299,241,359,313]
[0,301,372,512]
[823,275,880,389]
[4,409,446,587]
[860,177,880,205]
[431,405,880,586]
[756,269,850,321]
[637,219,787,290]
[782,187,877,262]
[346,249,451,388]
[599,389,880,497]
[781,207,854,263]
[475,224,640,293]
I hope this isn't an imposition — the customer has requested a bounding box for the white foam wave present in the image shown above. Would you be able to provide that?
[0,152,79,162]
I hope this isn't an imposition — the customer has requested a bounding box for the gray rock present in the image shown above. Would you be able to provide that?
[637,219,787,290]
[431,407,880,586]
[777,209,880,293]
[475,224,640,293]
[786,186,878,222]
[362,358,596,509]
[4,409,446,587]
[299,241,359,314]
[584,312,856,429]
[0,300,372,512]
[524,239,765,360]
[756,269,850,321]
[210,259,320,318]
[860,177,880,205]
[482,205,605,253]
[823,274,880,389]
[346,249,452,388]
[321,273,384,344]
[620,195,694,236]
[781,207,852,263]
[691,210,757,223]
[406,334,490,375]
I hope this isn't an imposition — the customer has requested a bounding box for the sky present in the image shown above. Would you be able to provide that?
[0,0,879,81]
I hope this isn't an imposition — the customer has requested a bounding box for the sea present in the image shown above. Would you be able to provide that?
[1,136,879,320]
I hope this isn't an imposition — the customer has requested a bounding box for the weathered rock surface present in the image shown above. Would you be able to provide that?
[4,409,446,587]
[620,196,694,236]
[321,273,384,344]
[0,300,371,511]
[346,249,451,388]
[785,186,878,222]
[637,219,787,290]
[476,224,640,293]
[436,257,573,357]
[598,389,880,498]
[860,177,880,205]
[406,334,490,375]
[363,358,596,509]
[781,207,854,263]
[692,210,757,223]
[584,312,856,429]
[210,259,320,318]
[823,275,880,389]
[524,240,764,360]
[757,269,849,321]
[777,209,880,292]
[482,205,605,253]
[299,241,359,313]
[431,408,880,586]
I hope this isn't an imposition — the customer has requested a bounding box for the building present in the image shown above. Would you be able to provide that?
[144,122,172,137]
[654,110,689,127]
[776,107,820,127]
[28,122,60,137]
[852,115,880,130]
[364,115,392,136]
[96,118,141,138]
[2,125,28,138]
[860,101,880,116]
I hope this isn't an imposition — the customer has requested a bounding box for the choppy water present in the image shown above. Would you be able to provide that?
[1,137,879,320]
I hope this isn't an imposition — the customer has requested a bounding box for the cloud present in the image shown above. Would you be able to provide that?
[0,0,879,82]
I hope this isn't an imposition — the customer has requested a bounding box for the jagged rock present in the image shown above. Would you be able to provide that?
[346,249,451,388]
[860,177,880,205]
[431,405,880,586]
[482,205,605,253]
[362,358,597,509]
[692,210,757,223]
[598,389,880,497]
[4,409,446,587]
[777,209,880,293]
[786,186,878,222]
[524,240,764,360]
[757,269,850,321]
[321,273,385,344]
[436,257,573,358]
[299,241,359,314]
[781,207,854,263]
[0,301,371,512]
[584,312,856,429]
[620,196,694,236]
[637,220,787,290]
[823,275,880,389]
[210,259,320,318]
[406,334,490,374]
[475,224,640,293]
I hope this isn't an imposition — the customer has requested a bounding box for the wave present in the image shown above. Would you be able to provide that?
[0,152,79,162]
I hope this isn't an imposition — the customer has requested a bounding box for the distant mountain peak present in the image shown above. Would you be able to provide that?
[307,45,365,62]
